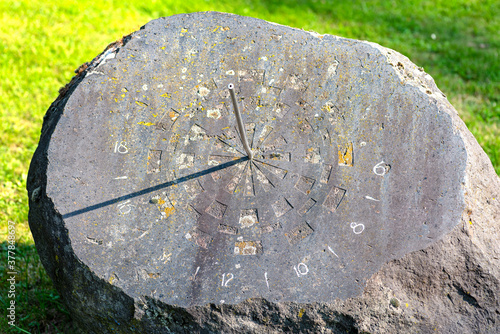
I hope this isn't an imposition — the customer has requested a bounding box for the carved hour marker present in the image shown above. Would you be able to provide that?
[256,124,274,148]
[238,69,264,83]
[260,222,282,234]
[167,133,180,152]
[218,224,238,235]
[323,186,346,212]
[234,241,263,255]
[187,204,202,220]
[155,108,179,130]
[305,147,320,164]
[239,209,258,228]
[256,161,287,179]
[295,175,315,195]
[188,124,207,141]
[320,164,333,184]
[243,97,262,111]
[298,198,316,216]
[320,128,331,145]
[220,127,238,141]
[272,197,293,218]
[197,79,217,97]
[285,74,307,92]
[298,118,312,134]
[338,142,354,166]
[259,152,291,161]
[185,227,213,249]
[205,200,228,219]
[242,164,255,197]
[177,153,195,169]
[285,222,314,245]
[213,138,238,154]
[147,149,162,174]
[184,180,204,199]
[274,102,290,118]
[225,162,247,193]
[261,135,287,152]
[206,103,224,120]
[253,163,274,192]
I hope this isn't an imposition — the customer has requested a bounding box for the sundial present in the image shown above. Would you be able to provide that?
[28,12,466,311]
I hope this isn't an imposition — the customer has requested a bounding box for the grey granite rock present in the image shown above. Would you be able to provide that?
[27,12,499,333]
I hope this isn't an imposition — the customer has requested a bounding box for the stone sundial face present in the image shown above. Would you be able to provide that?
[41,13,466,307]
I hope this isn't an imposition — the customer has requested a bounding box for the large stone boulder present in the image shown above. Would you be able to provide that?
[27,12,499,333]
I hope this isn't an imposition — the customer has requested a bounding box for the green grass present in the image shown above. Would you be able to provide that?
[1,0,498,332]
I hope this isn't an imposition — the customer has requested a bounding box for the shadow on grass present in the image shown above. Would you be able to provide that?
[0,242,76,334]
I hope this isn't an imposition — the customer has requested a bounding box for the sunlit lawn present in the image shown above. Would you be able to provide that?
[1,0,498,332]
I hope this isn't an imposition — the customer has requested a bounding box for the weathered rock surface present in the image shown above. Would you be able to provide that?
[27,12,499,333]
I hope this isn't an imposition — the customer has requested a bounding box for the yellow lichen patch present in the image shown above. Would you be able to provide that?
[168,110,178,120]
[163,206,175,218]
[298,308,305,318]
[234,241,263,255]
[151,194,176,219]
[135,101,148,107]
[338,142,354,166]
[138,121,155,126]
[170,134,180,143]
[161,92,171,98]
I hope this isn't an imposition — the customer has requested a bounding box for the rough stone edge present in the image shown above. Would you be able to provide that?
[27,12,500,333]
[27,33,140,334]
[344,39,500,333]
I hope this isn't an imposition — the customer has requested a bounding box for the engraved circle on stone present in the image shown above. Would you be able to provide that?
[186,111,330,255]
[161,66,328,276]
